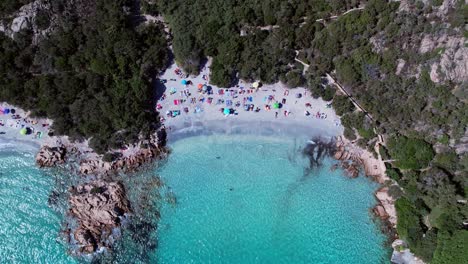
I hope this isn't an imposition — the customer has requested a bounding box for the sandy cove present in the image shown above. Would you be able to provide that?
[1,61,398,256]
[157,62,343,140]
[157,61,396,226]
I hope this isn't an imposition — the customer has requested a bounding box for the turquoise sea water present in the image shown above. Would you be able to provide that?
[153,135,389,263]
[0,147,76,264]
[0,134,389,263]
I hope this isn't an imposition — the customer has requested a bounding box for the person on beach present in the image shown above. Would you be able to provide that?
[275,112,278,118]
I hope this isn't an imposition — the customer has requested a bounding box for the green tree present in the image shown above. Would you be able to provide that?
[387,136,435,170]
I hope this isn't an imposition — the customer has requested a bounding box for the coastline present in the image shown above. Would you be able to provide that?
[0,62,400,259]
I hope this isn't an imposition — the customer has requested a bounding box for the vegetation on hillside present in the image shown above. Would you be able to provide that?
[0,0,466,261]
[0,0,169,153]
[151,0,467,262]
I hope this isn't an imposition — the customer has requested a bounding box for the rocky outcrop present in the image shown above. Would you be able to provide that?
[333,137,398,236]
[333,143,362,178]
[340,161,360,178]
[391,239,426,264]
[418,35,468,84]
[79,159,112,175]
[67,181,131,254]
[33,128,167,256]
[35,145,66,167]
[79,129,167,175]
[0,0,53,43]
[373,205,389,220]
[374,186,397,227]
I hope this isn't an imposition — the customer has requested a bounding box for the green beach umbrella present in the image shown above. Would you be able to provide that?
[20,128,27,135]
[273,102,280,109]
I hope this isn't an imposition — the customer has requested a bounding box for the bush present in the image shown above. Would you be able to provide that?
[358,127,375,140]
[433,151,458,172]
[102,153,117,162]
[387,136,435,170]
[432,231,468,264]
[388,184,403,199]
[343,127,357,140]
[332,95,355,116]
[410,229,438,262]
[321,86,335,101]
[35,9,50,30]
[395,197,421,240]
[386,166,402,181]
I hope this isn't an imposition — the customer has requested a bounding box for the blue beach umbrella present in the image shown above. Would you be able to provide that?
[223,108,230,115]
[181,80,188,85]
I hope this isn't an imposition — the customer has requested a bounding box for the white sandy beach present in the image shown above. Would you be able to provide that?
[0,102,52,148]
[1,61,344,157]
[157,62,343,141]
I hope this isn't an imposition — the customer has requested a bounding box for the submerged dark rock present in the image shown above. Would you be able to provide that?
[302,137,337,171]
[48,190,60,206]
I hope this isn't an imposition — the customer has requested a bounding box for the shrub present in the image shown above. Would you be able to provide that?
[332,95,355,116]
[395,197,421,240]
[387,136,435,170]
[343,127,357,140]
[432,231,468,264]
[35,9,50,30]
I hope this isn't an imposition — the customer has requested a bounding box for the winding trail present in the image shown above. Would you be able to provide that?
[315,7,365,24]
[241,6,365,35]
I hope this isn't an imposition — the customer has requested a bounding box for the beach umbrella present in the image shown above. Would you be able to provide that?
[181,80,188,85]
[273,102,280,109]
[202,85,207,91]
[223,108,230,115]
[252,82,260,89]
[20,128,27,135]
[295,93,302,98]
[4,108,10,114]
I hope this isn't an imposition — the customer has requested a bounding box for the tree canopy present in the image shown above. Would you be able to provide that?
[0,0,170,153]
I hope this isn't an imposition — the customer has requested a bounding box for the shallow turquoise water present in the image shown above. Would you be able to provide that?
[154,135,389,263]
[0,135,389,263]
[0,148,76,263]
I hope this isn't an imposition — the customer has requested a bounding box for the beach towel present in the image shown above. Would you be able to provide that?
[173,100,179,105]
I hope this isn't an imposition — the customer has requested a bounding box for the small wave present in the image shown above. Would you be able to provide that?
[0,138,40,153]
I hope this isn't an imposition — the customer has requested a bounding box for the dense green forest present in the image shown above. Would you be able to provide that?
[0,0,169,153]
[152,0,467,262]
[0,0,467,262]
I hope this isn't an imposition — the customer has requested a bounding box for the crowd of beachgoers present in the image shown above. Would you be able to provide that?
[0,103,52,145]
[156,63,341,135]
[0,61,343,149]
